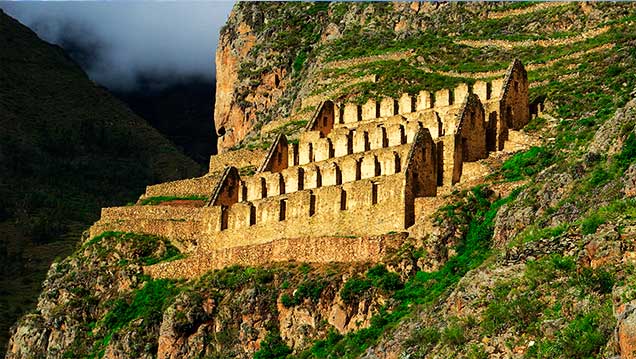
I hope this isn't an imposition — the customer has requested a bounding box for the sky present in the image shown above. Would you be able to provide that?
[0,1,235,91]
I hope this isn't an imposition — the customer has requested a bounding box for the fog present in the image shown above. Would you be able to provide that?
[0,1,235,91]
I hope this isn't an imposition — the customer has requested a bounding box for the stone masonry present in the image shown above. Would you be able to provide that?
[89,59,530,278]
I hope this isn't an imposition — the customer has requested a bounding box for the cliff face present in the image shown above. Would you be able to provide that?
[8,2,636,358]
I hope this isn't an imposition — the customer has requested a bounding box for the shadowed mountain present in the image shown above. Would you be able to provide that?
[0,9,202,355]
[113,75,218,167]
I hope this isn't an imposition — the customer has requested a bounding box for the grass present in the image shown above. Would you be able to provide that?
[509,223,569,248]
[577,198,636,235]
[138,195,207,206]
[471,254,616,358]
[499,147,553,181]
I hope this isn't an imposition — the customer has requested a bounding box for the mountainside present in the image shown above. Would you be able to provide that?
[7,2,636,359]
[0,10,202,356]
[112,77,218,166]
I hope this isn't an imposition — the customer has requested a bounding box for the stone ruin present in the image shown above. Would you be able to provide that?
[89,59,530,278]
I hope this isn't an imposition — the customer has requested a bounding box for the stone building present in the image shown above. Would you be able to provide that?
[89,59,530,278]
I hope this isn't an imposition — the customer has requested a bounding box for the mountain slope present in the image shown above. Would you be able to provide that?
[0,9,202,356]
[6,2,636,359]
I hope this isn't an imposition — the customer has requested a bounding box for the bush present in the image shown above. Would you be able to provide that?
[441,324,466,346]
[282,280,327,307]
[340,265,403,304]
[580,212,605,235]
[280,294,294,308]
[481,293,544,335]
[574,267,615,295]
[340,277,372,304]
[615,132,636,171]
[253,331,292,359]
[102,279,180,334]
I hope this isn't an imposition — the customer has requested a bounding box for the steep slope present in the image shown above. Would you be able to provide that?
[0,9,202,356]
[112,77,217,167]
[7,2,636,359]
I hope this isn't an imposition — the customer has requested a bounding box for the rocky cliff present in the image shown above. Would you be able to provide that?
[8,2,636,359]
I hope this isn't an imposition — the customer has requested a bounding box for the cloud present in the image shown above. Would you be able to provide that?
[0,1,235,91]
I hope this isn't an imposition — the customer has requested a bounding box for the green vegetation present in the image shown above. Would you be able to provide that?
[340,265,402,304]
[331,59,474,104]
[500,147,553,181]
[138,195,208,206]
[578,198,636,235]
[253,330,292,359]
[102,279,180,336]
[526,305,613,359]
[83,231,183,266]
[0,11,201,353]
[475,254,616,358]
[281,280,326,307]
[509,223,569,247]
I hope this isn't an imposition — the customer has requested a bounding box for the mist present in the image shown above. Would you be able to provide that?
[0,1,235,91]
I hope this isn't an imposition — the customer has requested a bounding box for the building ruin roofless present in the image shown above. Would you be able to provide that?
[90,59,531,279]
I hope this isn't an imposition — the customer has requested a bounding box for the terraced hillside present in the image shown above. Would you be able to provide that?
[7,2,636,359]
[217,1,636,155]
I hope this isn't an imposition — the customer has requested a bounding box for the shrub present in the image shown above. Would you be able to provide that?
[441,324,466,346]
[293,51,308,72]
[367,265,403,291]
[580,212,605,235]
[615,132,636,171]
[574,267,615,295]
[253,331,292,359]
[527,305,613,358]
[340,277,372,304]
[280,294,294,308]
[102,279,180,334]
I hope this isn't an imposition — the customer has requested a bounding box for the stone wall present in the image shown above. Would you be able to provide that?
[210,173,409,249]
[145,233,408,279]
[142,174,222,199]
[93,173,409,253]
[90,58,530,276]
[404,128,438,226]
[258,134,288,173]
[89,206,218,252]
[305,100,336,137]
[456,93,488,162]
[209,148,267,173]
[209,167,240,208]
[500,59,530,130]
[241,144,412,202]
